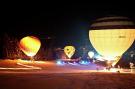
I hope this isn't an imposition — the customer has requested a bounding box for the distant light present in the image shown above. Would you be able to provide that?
[95,55,104,61]
[79,60,90,65]
[56,60,65,65]
[67,62,78,65]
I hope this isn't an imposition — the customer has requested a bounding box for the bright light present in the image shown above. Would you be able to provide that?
[104,56,115,61]
[79,60,90,65]
[56,60,65,65]
[96,55,105,61]
[88,51,94,58]
[67,62,78,65]
[64,46,75,59]
[19,36,41,57]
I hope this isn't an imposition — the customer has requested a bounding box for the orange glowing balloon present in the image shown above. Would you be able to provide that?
[19,36,41,57]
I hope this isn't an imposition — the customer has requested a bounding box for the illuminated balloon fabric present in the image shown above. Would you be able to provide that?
[88,51,94,58]
[19,36,41,57]
[64,46,75,59]
[89,16,135,66]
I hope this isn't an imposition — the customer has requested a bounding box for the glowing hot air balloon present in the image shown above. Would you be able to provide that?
[19,36,41,57]
[64,46,75,59]
[89,16,135,66]
[88,51,94,58]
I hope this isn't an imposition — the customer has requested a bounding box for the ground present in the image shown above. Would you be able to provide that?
[0,59,135,89]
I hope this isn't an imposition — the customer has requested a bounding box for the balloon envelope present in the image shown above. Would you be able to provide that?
[88,51,94,58]
[19,36,41,57]
[64,46,75,59]
[89,16,135,66]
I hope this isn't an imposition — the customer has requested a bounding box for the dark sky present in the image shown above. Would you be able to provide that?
[1,2,135,49]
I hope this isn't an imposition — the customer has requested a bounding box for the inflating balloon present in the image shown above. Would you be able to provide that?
[88,51,94,58]
[64,46,75,59]
[19,36,41,57]
[89,16,135,66]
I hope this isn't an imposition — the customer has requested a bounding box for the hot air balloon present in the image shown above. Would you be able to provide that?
[89,16,135,66]
[64,46,75,59]
[88,51,94,58]
[19,36,41,59]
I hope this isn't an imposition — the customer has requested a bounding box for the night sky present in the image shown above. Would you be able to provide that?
[1,2,135,58]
